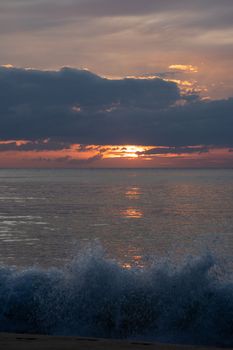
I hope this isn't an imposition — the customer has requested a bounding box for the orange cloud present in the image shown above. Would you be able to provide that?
[1,64,14,69]
[0,142,232,168]
[169,64,198,73]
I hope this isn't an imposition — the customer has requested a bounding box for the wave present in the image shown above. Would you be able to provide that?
[0,246,233,347]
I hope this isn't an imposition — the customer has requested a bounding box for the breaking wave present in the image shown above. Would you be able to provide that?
[0,246,233,347]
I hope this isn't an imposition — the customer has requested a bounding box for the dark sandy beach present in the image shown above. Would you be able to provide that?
[0,333,231,350]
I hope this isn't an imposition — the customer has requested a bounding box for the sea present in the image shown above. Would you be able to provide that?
[0,168,233,346]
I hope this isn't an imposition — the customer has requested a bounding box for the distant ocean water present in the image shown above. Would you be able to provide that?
[0,169,233,346]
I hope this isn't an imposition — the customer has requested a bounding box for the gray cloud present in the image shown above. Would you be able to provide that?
[1,1,233,103]
[0,67,233,148]
[2,0,232,18]
[0,66,179,109]
[0,140,71,152]
[1,0,233,40]
[36,154,103,165]
[138,146,210,156]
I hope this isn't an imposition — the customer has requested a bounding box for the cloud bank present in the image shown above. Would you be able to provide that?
[0,66,233,148]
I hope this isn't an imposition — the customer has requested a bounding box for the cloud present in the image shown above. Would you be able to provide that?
[1,1,233,102]
[138,146,209,156]
[36,154,103,165]
[0,66,233,148]
[0,139,71,152]
[1,0,233,33]
[1,0,233,50]
[2,0,232,19]
[169,65,198,73]
[0,66,179,109]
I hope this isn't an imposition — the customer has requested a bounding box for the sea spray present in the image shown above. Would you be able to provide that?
[0,246,233,347]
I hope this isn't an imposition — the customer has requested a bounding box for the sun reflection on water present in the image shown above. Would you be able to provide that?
[122,255,143,269]
[121,208,143,219]
[125,186,142,199]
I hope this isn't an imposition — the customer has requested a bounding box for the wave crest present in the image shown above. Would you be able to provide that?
[0,247,233,347]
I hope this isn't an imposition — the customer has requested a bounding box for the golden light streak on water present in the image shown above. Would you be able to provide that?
[121,208,144,219]
[125,187,142,199]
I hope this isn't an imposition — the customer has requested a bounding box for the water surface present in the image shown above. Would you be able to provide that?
[0,169,232,268]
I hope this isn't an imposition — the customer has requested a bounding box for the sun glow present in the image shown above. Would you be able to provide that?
[0,140,231,168]
[169,64,198,73]
[1,64,14,69]
[122,146,142,158]
[103,145,153,159]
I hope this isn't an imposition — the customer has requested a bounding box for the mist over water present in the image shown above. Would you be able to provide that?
[0,169,233,346]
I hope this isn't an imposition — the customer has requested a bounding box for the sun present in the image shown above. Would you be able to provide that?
[102,145,153,159]
[121,146,142,158]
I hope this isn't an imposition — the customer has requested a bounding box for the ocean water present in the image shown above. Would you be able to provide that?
[0,168,233,346]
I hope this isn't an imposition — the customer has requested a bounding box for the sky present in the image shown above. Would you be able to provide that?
[0,0,233,168]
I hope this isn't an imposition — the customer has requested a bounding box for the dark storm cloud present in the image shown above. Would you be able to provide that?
[0,67,233,147]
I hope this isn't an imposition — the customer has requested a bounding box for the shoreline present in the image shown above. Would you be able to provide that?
[0,333,231,350]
